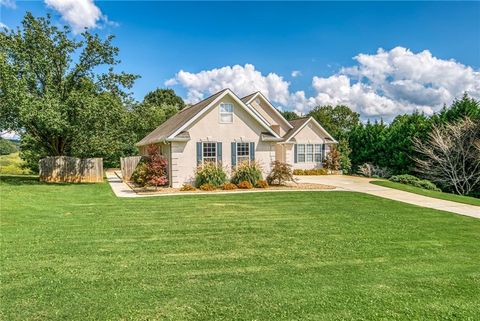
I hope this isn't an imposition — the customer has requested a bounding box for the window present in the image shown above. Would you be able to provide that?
[296,144,322,163]
[202,142,217,164]
[219,103,233,123]
[236,142,250,164]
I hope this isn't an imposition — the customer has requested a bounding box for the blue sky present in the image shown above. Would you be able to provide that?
[1,1,479,119]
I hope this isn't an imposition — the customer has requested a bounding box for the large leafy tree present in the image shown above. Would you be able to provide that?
[433,93,480,124]
[348,120,388,170]
[0,13,138,169]
[307,105,360,139]
[130,88,184,140]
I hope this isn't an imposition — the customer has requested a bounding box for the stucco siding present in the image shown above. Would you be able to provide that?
[170,96,275,187]
[285,122,333,170]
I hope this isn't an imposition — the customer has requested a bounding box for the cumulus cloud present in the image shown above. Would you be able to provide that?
[0,0,15,8]
[291,70,302,77]
[0,22,8,30]
[44,0,115,33]
[166,47,480,119]
[166,64,291,104]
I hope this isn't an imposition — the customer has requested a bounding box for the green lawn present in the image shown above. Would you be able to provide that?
[371,180,480,207]
[1,175,479,321]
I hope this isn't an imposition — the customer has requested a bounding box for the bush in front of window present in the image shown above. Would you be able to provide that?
[256,180,269,188]
[195,162,227,188]
[267,161,294,185]
[231,161,263,186]
[199,183,216,191]
[237,180,254,189]
[180,184,196,191]
[323,146,341,171]
[222,182,237,190]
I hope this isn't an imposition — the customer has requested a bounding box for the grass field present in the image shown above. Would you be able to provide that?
[371,180,480,207]
[1,175,479,320]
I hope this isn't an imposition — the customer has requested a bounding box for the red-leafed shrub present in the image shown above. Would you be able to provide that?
[237,180,254,189]
[131,144,168,188]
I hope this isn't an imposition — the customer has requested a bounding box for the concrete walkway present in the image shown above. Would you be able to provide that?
[295,175,480,219]
[105,169,143,198]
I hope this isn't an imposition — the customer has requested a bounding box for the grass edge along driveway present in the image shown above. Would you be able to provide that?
[371,180,480,207]
[1,175,480,321]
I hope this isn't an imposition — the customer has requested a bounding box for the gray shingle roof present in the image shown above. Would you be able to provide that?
[136,89,228,146]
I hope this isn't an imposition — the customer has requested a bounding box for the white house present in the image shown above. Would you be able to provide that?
[136,89,337,187]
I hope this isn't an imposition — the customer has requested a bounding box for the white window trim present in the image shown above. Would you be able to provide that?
[202,141,218,164]
[296,143,322,163]
[219,103,234,124]
[236,142,250,165]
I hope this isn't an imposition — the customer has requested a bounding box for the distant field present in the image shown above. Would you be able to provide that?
[0,153,30,175]
[371,180,480,207]
[1,175,479,321]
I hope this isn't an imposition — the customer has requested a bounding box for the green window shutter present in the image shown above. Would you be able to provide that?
[294,144,298,163]
[249,142,255,161]
[217,142,222,164]
[196,142,202,165]
[231,142,237,167]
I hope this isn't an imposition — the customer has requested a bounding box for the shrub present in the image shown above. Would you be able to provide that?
[222,182,238,190]
[256,180,269,188]
[293,168,327,175]
[293,169,304,175]
[231,161,263,186]
[389,174,441,191]
[267,161,294,185]
[357,163,392,178]
[237,180,253,189]
[199,183,216,191]
[195,162,227,188]
[0,138,17,155]
[131,145,169,188]
[180,184,196,191]
[323,146,341,171]
[131,162,148,186]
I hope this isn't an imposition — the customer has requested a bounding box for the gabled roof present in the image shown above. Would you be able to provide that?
[136,89,280,146]
[282,117,338,143]
[240,92,293,129]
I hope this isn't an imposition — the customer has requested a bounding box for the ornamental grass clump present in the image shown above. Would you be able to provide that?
[180,184,196,191]
[194,162,227,188]
[256,180,269,188]
[199,183,216,191]
[231,161,263,186]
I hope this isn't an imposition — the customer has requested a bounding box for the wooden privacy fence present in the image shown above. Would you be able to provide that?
[39,156,103,183]
[120,156,142,181]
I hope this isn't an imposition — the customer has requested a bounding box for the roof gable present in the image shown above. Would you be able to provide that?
[283,117,337,143]
[241,92,293,129]
[136,89,280,146]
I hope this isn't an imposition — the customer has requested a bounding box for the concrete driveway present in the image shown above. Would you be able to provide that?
[295,175,480,219]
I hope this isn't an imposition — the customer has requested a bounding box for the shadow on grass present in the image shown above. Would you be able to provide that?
[0,174,101,186]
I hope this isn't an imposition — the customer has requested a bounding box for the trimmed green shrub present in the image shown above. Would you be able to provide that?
[293,168,327,175]
[195,163,227,188]
[199,183,216,191]
[237,180,254,189]
[222,182,237,190]
[131,162,148,186]
[0,138,17,155]
[293,169,304,175]
[231,161,263,186]
[389,174,441,191]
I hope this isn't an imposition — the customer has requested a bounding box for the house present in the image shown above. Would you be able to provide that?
[136,89,337,187]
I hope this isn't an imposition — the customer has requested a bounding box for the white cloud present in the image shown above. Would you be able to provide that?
[1,131,19,140]
[0,0,16,9]
[291,70,302,77]
[44,0,115,33]
[166,47,480,119]
[0,22,8,30]
[165,64,291,104]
